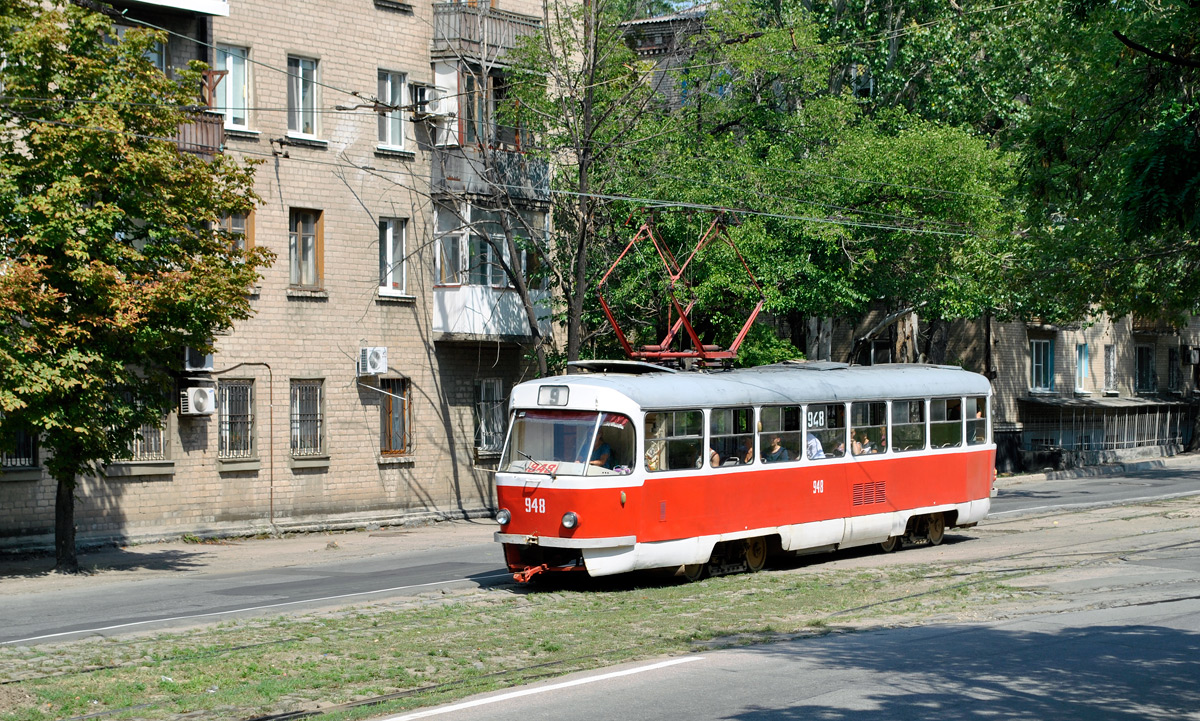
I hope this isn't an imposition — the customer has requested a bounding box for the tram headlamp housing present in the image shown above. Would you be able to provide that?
[561,511,579,529]
[496,508,512,526]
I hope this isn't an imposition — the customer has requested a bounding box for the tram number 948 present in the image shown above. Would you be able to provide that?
[812,479,824,494]
[525,498,546,514]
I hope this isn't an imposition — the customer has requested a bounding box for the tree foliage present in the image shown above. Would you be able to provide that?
[0,0,271,569]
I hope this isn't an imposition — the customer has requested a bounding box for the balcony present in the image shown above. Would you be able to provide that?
[434,286,551,341]
[121,0,229,16]
[1131,314,1178,335]
[432,145,549,201]
[431,3,541,64]
[173,110,224,156]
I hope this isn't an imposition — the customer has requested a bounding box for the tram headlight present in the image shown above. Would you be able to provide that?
[561,511,579,529]
[496,508,512,526]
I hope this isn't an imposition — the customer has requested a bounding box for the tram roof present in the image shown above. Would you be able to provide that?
[533,362,991,408]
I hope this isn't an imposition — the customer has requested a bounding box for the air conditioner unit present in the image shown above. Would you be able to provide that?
[184,347,214,372]
[180,387,217,415]
[359,346,388,376]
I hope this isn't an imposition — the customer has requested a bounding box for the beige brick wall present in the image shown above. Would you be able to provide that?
[0,0,548,548]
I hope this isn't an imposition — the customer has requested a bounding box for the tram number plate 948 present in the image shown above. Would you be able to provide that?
[525,498,546,514]
[812,479,824,494]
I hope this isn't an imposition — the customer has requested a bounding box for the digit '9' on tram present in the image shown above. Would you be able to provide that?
[494,360,995,582]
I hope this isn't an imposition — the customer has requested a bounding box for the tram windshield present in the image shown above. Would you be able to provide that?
[500,410,635,476]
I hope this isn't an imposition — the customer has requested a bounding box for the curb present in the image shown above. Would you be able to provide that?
[995,451,1200,488]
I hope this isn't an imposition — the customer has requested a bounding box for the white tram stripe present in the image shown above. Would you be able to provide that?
[379,656,704,720]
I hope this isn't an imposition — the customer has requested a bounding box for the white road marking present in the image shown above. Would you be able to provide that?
[2,572,513,645]
[380,657,704,720]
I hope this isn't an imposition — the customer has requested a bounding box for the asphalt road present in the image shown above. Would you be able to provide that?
[2,458,1199,646]
[406,598,1200,721]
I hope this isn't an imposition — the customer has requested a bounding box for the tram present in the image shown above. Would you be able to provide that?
[494,360,995,581]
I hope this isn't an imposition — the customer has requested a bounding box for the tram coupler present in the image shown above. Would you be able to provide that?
[513,564,549,583]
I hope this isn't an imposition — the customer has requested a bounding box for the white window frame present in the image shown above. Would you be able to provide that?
[379,218,408,296]
[1031,338,1054,392]
[215,44,249,129]
[476,378,505,452]
[287,55,319,138]
[378,70,406,150]
[1075,343,1089,392]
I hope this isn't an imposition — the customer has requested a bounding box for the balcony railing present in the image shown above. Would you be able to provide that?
[174,110,224,156]
[432,3,541,63]
[1131,314,1178,334]
[432,144,550,201]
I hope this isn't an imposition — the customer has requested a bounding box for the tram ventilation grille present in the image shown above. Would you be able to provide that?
[852,481,887,506]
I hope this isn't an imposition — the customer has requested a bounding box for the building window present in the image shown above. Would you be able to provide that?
[438,233,462,284]
[462,71,489,144]
[378,70,406,148]
[1075,343,1089,391]
[475,378,506,452]
[1135,344,1156,392]
[220,212,254,252]
[468,235,507,287]
[381,378,410,455]
[1104,344,1117,392]
[127,419,166,461]
[289,209,322,287]
[218,380,254,459]
[1,427,37,469]
[1031,338,1054,392]
[379,218,407,295]
[215,45,249,128]
[287,56,318,136]
[1168,348,1181,391]
[290,380,324,456]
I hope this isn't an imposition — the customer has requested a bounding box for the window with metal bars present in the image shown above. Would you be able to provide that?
[381,378,410,455]
[127,420,166,461]
[290,380,324,456]
[1,427,37,469]
[219,380,254,459]
[475,378,505,452]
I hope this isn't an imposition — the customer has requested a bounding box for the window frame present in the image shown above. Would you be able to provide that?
[851,401,888,456]
[377,69,407,149]
[644,409,704,473]
[804,402,847,460]
[378,217,407,296]
[290,379,325,457]
[287,55,319,137]
[708,406,755,467]
[215,44,250,129]
[1135,344,1156,393]
[929,397,963,449]
[380,377,411,456]
[475,378,506,453]
[758,405,802,464]
[220,211,254,253]
[1075,343,1089,392]
[218,379,255,460]
[1104,344,1117,392]
[1031,338,1054,392]
[288,208,323,288]
[890,399,927,453]
[1,426,38,470]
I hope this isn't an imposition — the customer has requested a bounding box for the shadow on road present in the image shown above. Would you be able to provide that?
[0,546,209,580]
[726,621,1200,720]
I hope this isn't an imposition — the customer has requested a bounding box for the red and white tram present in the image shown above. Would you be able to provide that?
[494,360,994,581]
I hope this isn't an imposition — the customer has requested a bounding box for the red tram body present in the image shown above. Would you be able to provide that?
[494,361,995,579]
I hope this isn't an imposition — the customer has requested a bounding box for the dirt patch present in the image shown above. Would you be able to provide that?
[0,683,35,714]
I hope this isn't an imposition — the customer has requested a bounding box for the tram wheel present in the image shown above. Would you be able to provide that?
[744,537,768,572]
[880,536,901,553]
[682,563,708,582]
[925,513,946,546]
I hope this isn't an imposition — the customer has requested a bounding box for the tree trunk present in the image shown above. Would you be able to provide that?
[895,311,918,363]
[806,317,832,361]
[925,317,950,365]
[54,474,79,573]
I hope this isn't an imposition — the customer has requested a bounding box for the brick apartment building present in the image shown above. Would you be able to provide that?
[0,0,552,548]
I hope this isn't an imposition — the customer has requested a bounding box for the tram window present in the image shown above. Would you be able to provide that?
[585,413,635,475]
[710,407,754,467]
[805,403,846,459]
[892,399,927,452]
[851,401,887,455]
[966,396,988,445]
[930,398,963,448]
[759,406,801,463]
[645,410,703,472]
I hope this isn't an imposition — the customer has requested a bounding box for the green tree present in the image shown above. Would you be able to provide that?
[1014,0,1200,323]
[0,1,271,571]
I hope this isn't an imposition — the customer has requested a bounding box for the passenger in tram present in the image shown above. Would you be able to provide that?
[763,435,790,462]
[736,436,754,464]
[806,432,825,459]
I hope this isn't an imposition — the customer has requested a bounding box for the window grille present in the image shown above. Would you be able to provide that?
[1,428,37,468]
[219,380,254,458]
[290,380,324,456]
[475,378,505,452]
[381,378,411,455]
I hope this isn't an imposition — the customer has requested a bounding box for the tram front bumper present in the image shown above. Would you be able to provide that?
[494,532,636,548]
